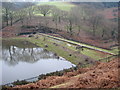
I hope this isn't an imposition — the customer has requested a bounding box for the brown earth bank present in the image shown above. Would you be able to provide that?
[9,57,119,89]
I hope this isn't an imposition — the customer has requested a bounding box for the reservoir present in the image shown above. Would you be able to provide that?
[1,40,75,85]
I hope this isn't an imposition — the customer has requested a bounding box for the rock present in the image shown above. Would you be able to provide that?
[28,35,34,37]
[45,44,48,48]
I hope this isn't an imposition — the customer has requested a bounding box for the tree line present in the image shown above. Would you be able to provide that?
[2,2,35,28]
[2,2,118,40]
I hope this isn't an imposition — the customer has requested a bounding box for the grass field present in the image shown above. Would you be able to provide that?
[37,2,75,11]
[34,2,75,16]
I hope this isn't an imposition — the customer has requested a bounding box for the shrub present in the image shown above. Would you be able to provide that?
[13,80,29,85]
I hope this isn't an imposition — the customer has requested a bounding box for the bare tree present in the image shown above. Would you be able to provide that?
[81,4,96,21]
[89,13,103,36]
[51,6,62,29]
[63,11,76,35]
[70,6,84,36]
[2,2,14,26]
[24,2,34,20]
[100,18,110,39]
[110,22,118,40]
[101,20,118,42]
[17,9,27,26]
[35,5,54,26]
[37,5,53,17]
[2,9,6,28]
[2,4,9,26]
[9,11,15,26]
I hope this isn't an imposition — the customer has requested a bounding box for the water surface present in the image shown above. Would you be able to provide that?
[1,40,75,85]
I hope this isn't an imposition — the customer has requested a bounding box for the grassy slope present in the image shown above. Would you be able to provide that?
[48,37,110,60]
[39,33,118,55]
[34,2,75,16]
[37,2,75,11]
[2,35,114,65]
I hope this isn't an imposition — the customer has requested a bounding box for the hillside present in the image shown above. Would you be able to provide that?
[13,57,119,88]
[72,2,118,8]
[1,2,119,89]
[37,2,75,11]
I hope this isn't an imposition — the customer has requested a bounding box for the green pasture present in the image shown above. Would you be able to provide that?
[37,2,75,11]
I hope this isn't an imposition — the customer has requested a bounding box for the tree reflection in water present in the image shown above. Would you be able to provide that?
[2,40,56,66]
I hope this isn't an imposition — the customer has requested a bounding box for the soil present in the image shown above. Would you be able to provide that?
[12,57,119,89]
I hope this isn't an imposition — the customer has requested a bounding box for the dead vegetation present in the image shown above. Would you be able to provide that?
[12,57,119,89]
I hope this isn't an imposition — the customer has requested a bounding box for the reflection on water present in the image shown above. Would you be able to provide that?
[2,46,56,66]
[1,40,75,85]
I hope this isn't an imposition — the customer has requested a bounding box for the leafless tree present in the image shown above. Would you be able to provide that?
[51,6,62,29]
[17,9,27,26]
[24,2,34,20]
[63,11,76,35]
[89,13,103,37]
[37,5,53,17]
[9,11,15,26]
[70,6,84,36]
[2,2,17,26]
